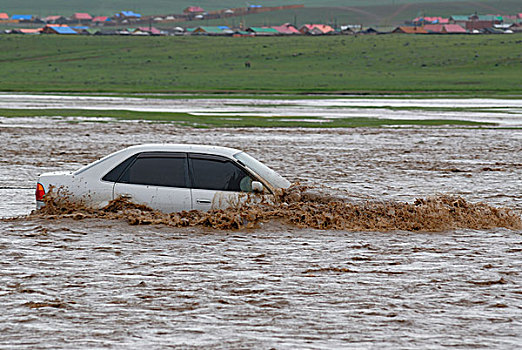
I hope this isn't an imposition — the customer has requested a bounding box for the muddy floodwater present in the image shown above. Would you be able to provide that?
[1,100,522,348]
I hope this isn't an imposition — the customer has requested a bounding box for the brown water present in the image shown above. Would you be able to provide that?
[33,186,522,232]
[1,114,522,348]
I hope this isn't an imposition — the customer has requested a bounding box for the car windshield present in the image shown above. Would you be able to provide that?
[233,152,290,189]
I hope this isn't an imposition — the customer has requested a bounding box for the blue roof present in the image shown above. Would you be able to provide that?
[12,15,32,20]
[52,26,78,34]
[120,11,142,18]
[218,26,230,30]
[71,26,89,30]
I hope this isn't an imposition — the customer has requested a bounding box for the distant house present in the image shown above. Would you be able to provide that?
[358,27,379,35]
[45,15,67,24]
[496,15,517,23]
[95,30,120,35]
[11,15,33,22]
[70,26,91,34]
[299,24,335,35]
[480,27,504,34]
[340,24,361,32]
[509,23,522,33]
[0,13,9,20]
[191,26,231,35]
[72,13,92,22]
[423,24,443,33]
[449,15,469,26]
[19,28,41,34]
[232,30,252,37]
[423,24,466,34]
[442,24,467,33]
[184,6,205,14]
[92,16,110,23]
[471,14,502,23]
[493,23,512,30]
[42,25,78,35]
[392,26,428,34]
[133,27,163,36]
[465,20,494,31]
[340,28,355,35]
[116,11,142,21]
[247,27,279,36]
[338,26,357,35]
[271,23,300,35]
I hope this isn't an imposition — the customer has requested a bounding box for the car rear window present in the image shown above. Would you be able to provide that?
[118,153,188,188]
[190,154,252,192]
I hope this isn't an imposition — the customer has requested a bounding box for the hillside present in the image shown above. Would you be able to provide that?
[1,0,520,25]
[166,1,522,28]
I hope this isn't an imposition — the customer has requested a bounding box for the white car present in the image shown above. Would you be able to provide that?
[36,144,291,213]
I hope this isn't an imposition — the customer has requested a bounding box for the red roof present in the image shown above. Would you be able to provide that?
[186,6,205,13]
[73,13,92,20]
[518,13,522,19]
[442,24,466,33]
[394,26,428,34]
[424,24,443,33]
[272,23,300,34]
[45,15,62,21]
[0,13,9,20]
[300,24,334,34]
[20,28,42,34]
[92,16,108,22]
[136,27,162,35]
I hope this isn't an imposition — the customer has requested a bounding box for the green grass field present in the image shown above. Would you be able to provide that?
[0,108,492,128]
[0,35,520,95]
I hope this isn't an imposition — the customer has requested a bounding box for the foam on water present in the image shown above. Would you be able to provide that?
[26,184,522,232]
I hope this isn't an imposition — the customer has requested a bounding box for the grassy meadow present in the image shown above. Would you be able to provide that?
[0,34,520,95]
[0,108,492,128]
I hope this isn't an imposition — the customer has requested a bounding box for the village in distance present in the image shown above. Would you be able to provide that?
[1,3,521,36]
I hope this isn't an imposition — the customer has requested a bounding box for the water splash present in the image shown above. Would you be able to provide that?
[30,184,522,232]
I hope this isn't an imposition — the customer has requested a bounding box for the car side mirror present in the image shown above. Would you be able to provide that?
[251,181,264,193]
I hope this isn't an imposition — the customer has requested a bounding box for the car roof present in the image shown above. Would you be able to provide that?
[74,143,246,175]
[123,144,242,157]
[73,144,243,175]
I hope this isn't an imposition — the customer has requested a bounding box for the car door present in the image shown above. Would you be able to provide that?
[189,153,255,211]
[112,152,192,213]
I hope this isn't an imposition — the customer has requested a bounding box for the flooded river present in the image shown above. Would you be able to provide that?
[1,98,522,348]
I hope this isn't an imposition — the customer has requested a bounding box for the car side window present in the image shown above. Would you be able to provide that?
[190,154,253,192]
[118,153,188,188]
[102,155,136,182]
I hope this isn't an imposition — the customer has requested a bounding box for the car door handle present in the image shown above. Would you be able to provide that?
[196,199,211,204]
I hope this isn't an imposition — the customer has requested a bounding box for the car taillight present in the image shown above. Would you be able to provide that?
[36,183,45,201]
